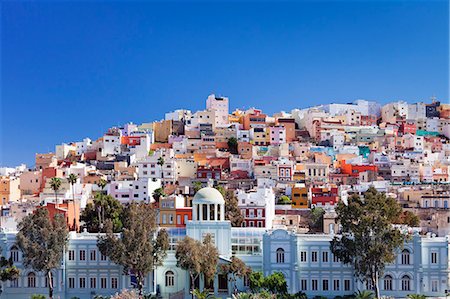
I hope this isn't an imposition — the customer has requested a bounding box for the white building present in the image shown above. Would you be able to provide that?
[237,187,275,229]
[206,94,229,127]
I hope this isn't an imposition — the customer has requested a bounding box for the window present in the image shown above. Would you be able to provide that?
[322,279,329,291]
[101,277,107,288]
[301,279,307,291]
[80,250,86,261]
[90,250,96,261]
[276,248,285,263]
[300,251,307,262]
[384,275,392,291]
[10,246,19,262]
[69,277,75,288]
[333,279,340,291]
[80,277,86,288]
[333,254,340,263]
[27,272,36,288]
[90,277,96,289]
[344,279,351,291]
[165,271,175,287]
[431,252,438,264]
[101,253,107,261]
[10,278,18,288]
[401,249,411,265]
[68,250,75,261]
[111,277,118,289]
[45,275,54,288]
[312,279,318,291]
[431,280,438,292]
[311,251,318,262]
[401,275,411,291]
[322,251,329,263]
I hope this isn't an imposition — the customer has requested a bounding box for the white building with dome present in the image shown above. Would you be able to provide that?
[0,187,449,298]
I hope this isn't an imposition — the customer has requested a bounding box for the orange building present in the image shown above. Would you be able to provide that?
[242,110,266,130]
[238,142,253,159]
[277,118,296,142]
[42,200,80,231]
[340,160,378,177]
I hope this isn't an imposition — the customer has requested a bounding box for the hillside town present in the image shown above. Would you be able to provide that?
[0,94,449,299]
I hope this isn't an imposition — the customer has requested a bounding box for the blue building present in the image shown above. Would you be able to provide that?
[0,187,449,298]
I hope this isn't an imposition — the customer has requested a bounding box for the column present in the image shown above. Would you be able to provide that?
[207,204,210,221]
[193,204,197,221]
[220,204,225,221]
[199,204,203,221]
[215,204,218,221]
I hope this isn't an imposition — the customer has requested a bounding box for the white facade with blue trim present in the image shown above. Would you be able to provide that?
[0,187,449,298]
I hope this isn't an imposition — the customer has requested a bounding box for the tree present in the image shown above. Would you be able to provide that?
[16,208,68,299]
[330,187,407,299]
[308,207,325,232]
[220,256,251,293]
[200,234,219,288]
[157,157,165,186]
[193,181,203,193]
[277,196,292,205]
[175,234,219,294]
[215,187,244,227]
[263,272,288,294]
[97,179,107,193]
[248,271,264,293]
[97,202,169,296]
[80,193,123,233]
[67,174,78,231]
[152,187,166,203]
[49,177,62,203]
[395,211,420,227]
[0,252,19,284]
[354,290,374,299]
[227,137,238,155]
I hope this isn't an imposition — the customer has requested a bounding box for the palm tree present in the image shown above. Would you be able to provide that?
[49,177,62,204]
[407,295,426,299]
[157,156,165,186]
[192,289,215,299]
[354,290,374,299]
[67,174,78,231]
[97,178,107,193]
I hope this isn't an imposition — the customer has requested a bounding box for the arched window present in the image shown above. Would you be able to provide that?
[165,271,175,287]
[383,275,393,291]
[401,275,411,291]
[27,272,36,288]
[10,245,19,262]
[401,249,410,265]
[276,248,285,263]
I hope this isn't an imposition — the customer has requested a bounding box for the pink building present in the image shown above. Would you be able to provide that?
[269,126,286,145]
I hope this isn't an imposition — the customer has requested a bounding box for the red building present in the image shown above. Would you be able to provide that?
[360,115,378,126]
[175,208,192,227]
[340,160,378,178]
[311,187,339,206]
[197,166,222,180]
[399,121,417,135]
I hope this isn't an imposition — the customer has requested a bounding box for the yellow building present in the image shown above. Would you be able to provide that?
[291,183,308,209]
[251,128,270,146]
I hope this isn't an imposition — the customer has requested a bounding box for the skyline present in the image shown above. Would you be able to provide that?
[1,1,449,166]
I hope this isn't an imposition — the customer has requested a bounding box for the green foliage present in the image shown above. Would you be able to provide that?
[97,179,107,191]
[407,295,426,299]
[248,271,287,295]
[277,195,292,205]
[80,193,123,233]
[193,289,216,299]
[396,211,420,227]
[331,187,408,299]
[220,256,251,291]
[354,290,374,299]
[0,255,19,282]
[277,292,307,299]
[152,187,166,202]
[50,177,62,202]
[227,137,238,154]
[176,235,219,292]
[31,295,46,299]
[67,174,78,185]
[263,272,287,294]
[309,207,325,232]
[17,208,68,299]
[148,150,155,156]
[97,202,169,296]
[193,181,203,193]
[249,272,265,293]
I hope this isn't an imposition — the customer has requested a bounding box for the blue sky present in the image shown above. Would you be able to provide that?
[1,1,448,167]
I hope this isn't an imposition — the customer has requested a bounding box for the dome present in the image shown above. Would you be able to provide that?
[192,187,225,205]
